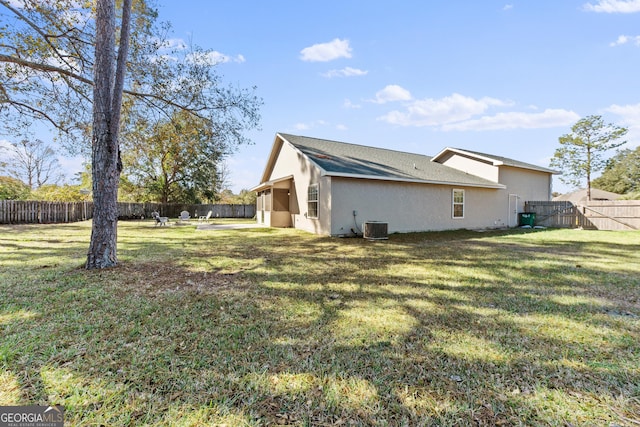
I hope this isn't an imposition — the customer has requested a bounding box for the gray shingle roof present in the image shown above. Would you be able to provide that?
[553,188,622,203]
[278,133,505,188]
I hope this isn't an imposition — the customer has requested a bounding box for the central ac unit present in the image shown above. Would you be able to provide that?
[363,221,388,240]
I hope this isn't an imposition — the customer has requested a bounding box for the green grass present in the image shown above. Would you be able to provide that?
[1,221,639,426]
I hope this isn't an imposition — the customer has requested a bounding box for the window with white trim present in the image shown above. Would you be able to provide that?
[452,189,465,219]
[307,184,319,218]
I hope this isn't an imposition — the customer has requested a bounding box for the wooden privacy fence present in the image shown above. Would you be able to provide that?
[151,203,256,220]
[580,201,640,231]
[0,200,93,224]
[0,200,256,224]
[524,201,577,228]
[525,200,640,231]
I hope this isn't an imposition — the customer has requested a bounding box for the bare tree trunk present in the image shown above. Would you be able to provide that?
[86,0,132,269]
[586,146,592,202]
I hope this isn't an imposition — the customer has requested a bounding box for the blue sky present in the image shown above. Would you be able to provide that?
[28,1,640,193]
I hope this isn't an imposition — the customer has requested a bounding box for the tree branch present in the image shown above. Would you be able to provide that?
[0,55,235,130]
[4,98,71,132]
[0,53,93,85]
[0,0,80,72]
[111,0,132,140]
[0,82,8,100]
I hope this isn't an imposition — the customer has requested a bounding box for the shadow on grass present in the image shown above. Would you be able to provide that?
[0,224,639,425]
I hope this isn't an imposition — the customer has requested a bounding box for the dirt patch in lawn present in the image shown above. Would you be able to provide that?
[85,261,252,297]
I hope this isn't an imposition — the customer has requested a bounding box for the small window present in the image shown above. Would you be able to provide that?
[452,189,464,219]
[307,184,319,218]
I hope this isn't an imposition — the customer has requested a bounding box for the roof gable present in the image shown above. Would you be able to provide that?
[432,147,559,174]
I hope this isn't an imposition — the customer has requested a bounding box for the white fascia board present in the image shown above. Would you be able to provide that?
[250,174,294,192]
[432,147,503,165]
[501,163,561,175]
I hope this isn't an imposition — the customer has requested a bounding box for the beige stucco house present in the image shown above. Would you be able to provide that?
[252,133,557,236]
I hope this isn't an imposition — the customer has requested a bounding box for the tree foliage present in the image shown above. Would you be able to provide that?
[550,115,627,201]
[0,1,161,145]
[31,183,92,201]
[1,0,262,268]
[217,188,257,205]
[592,146,640,195]
[29,164,92,201]
[117,23,262,203]
[0,176,30,200]
[0,0,261,174]
[121,110,225,203]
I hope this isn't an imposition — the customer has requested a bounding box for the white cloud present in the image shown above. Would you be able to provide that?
[57,154,86,180]
[186,51,245,65]
[322,67,368,78]
[290,120,328,132]
[611,35,629,46]
[375,92,578,131]
[158,37,188,51]
[583,0,640,13]
[503,4,514,10]
[151,38,245,65]
[441,109,580,131]
[148,53,179,63]
[300,38,352,62]
[44,49,81,72]
[343,99,362,109]
[377,93,509,126]
[371,85,412,104]
[606,102,640,118]
[610,35,640,46]
[336,124,348,131]
[0,139,13,154]
[293,123,310,131]
[606,102,640,147]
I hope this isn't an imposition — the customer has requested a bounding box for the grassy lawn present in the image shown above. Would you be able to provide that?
[0,221,639,426]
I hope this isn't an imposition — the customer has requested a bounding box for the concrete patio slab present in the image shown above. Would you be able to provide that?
[196,223,267,230]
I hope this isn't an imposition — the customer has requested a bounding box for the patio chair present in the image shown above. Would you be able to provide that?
[199,210,213,223]
[151,211,169,226]
[178,210,191,223]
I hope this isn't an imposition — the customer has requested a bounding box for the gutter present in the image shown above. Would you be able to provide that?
[323,171,506,189]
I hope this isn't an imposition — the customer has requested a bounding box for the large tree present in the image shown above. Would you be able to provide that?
[592,146,640,195]
[121,110,224,203]
[1,137,62,189]
[118,28,261,204]
[1,0,262,268]
[86,0,132,268]
[550,115,627,201]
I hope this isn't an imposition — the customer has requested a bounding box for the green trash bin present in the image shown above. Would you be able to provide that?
[518,212,536,227]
